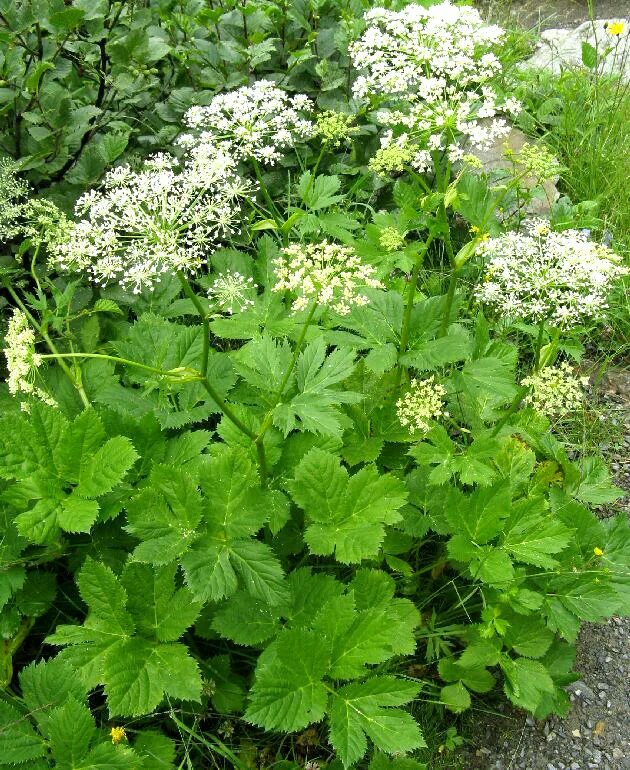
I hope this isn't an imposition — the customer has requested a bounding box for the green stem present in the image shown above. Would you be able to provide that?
[251,158,283,225]
[303,145,326,199]
[177,271,209,376]
[533,317,547,371]
[3,282,90,408]
[438,266,459,338]
[395,234,434,388]
[40,352,172,377]
[255,301,317,444]
[491,384,530,437]
[197,377,258,441]
[41,352,258,443]
[432,153,458,338]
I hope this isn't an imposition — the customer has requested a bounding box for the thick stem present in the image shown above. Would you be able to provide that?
[176,271,210,376]
[433,154,458,338]
[274,302,317,403]
[197,377,257,441]
[533,317,547,371]
[491,384,530,437]
[395,234,434,388]
[438,267,459,338]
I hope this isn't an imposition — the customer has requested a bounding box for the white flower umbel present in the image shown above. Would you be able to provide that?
[396,376,447,434]
[180,81,314,166]
[351,3,520,161]
[272,241,382,315]
[521,362,584,417]
[0,159,29,241]
[476,220,627,328]
[207,271,257,314]
[49,149,251,293]
[4,309,55,408]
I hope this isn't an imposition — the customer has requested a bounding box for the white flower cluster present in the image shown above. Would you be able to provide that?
[179,80,314,166]
[521,362,584,417]
[3,309,55,409]
[49,150,251,293]
[272,241,382,315]
[207,271,257,314]
[0,159,29,241]
[350,3,521,161]
[396,376,447,434]
[476,220,627,327]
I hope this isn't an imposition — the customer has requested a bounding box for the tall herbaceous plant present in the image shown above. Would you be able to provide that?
[0,2,628,768]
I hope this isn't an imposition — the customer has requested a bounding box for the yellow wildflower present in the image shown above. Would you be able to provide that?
[607,21,625,36]
[110,726,127,745]
[593,546,604,557]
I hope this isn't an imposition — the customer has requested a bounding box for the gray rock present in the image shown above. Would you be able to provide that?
[524,20,630,80]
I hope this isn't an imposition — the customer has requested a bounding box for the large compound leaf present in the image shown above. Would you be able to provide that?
[291,449,407,563]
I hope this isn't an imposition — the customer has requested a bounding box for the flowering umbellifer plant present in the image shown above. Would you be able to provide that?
[0,4,629,769]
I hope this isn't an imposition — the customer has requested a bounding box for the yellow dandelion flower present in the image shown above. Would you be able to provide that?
[607,21,625,36]
[110,726,127,745]
[593,546,604,557]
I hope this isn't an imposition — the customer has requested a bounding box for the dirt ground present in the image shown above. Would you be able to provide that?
[477,0,630,29]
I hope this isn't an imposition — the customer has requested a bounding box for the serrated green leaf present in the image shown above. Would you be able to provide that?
[445,482,511,544]
[440,681,470,713]
[329,677,424,767]
[126,465,202,565]
[58,495,100,533]
[20,658,86,731]
[298,173,343,210]
[245,628,330,732]
[77,558,134,637]
[134,730,177,769]
[0,701,46,764]
[76,436,138,498]
[502,615,555,659]
[123,563,201,642]
[212,591,281,645]
[291,449,407,563]
[502,498,572,568]
[48,698,96,766]
[501,657,554,712]
[181,538,237,602]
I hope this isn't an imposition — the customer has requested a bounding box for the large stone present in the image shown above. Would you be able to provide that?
[524,19,630,80]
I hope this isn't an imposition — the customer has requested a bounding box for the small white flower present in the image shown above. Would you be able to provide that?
[396,376,447,434]
[350,3,516,161]
[272,241,382,315]
[0,159,29,241]
[476,220,627,327]
[207,271,257,314]
[180,80,314,166]
[48,150,251,293]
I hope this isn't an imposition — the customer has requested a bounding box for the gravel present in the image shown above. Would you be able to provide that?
[458,367,630,770]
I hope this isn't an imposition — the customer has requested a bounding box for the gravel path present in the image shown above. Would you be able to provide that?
[459,372,630,770]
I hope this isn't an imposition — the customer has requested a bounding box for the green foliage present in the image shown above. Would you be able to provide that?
[47,558,201,717]
[0,1,628,768]
[0,404,137,543]
[0,657,175,767]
